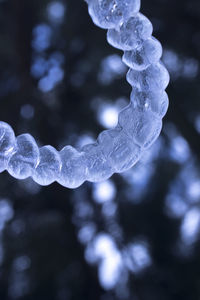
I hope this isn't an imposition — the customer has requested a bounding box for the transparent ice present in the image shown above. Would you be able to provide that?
[0,0,169,188]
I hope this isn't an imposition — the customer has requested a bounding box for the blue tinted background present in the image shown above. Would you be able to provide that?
[0,0,200,299]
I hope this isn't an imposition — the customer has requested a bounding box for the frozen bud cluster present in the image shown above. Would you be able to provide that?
[0,0,169,188]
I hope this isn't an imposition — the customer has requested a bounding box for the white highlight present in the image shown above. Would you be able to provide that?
[93,180,116,203]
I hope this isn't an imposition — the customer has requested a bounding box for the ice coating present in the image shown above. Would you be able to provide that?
[0,0,169,188]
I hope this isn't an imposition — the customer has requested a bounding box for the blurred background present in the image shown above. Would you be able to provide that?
[0,0,200,299]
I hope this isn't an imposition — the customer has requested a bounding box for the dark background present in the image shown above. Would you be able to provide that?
[0,0,200,299]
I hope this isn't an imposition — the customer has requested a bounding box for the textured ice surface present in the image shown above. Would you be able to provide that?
[0,0,169,188]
